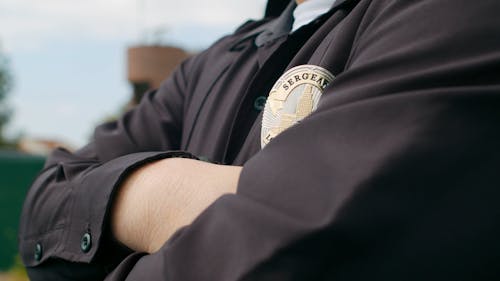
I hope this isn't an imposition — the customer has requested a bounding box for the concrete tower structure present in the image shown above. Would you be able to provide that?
[127,46,191,104]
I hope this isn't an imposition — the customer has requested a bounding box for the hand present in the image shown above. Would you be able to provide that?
[111,158,242,253]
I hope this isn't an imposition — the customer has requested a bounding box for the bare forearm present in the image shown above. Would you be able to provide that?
[111,158,242,253]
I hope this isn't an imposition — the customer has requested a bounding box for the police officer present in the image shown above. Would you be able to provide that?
[19,0,500,280]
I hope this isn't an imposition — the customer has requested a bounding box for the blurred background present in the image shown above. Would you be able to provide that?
[0,0,268,279]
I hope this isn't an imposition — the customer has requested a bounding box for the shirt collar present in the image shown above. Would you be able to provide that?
[230,0,352,50]
[255,0,297,47]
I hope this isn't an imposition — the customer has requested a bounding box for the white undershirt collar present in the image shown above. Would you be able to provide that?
[292,0,337,32]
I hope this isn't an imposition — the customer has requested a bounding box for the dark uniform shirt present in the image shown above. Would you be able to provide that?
[19,0,500,280]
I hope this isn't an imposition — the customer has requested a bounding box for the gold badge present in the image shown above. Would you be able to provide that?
[261,65,335,148]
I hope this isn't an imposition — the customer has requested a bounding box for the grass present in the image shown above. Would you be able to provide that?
[0,256,28,281]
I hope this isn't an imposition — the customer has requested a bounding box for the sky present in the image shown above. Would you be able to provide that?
[0,0,267,148]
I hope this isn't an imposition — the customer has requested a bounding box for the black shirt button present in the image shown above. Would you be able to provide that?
[34,243,43,261]
[254,96,267,111]
[81,232,92,253]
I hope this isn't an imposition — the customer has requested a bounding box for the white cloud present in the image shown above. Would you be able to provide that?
[0,0,267,52]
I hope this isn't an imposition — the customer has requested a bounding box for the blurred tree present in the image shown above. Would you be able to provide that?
[0,48,13,147]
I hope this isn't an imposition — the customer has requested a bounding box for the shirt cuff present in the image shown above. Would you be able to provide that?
[20,150,197,267]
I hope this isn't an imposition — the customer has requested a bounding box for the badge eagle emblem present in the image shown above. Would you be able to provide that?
[261,65,335,148]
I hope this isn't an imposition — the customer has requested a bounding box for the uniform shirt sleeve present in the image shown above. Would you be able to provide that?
[18,55,199,277]
[105,0,500,280]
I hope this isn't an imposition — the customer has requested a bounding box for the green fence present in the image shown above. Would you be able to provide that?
[0,151,45,270]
